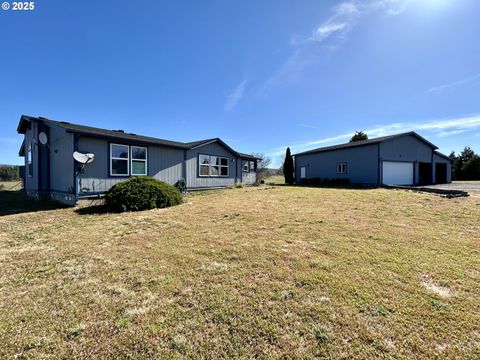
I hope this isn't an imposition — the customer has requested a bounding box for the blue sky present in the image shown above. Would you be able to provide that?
[1,0,480,166]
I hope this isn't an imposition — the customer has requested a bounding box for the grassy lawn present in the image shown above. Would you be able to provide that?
[0,187,479,358]
[263,175,285,184]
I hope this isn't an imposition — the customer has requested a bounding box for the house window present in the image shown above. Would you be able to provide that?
[220,157,229,176]
[27,144,33,177]
[199,154,229,177]
[210,156,220,176]
[131,146,147,175]
[250,161,255,172]
[110,144,129,176]
[199,154,210,176]
[300,166,306,179]
[336,162,347,174]
[243,160,249,172]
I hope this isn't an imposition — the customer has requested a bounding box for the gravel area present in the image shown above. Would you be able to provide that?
[420,181,480,198]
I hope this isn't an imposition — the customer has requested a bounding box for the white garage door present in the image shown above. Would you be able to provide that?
[382,161,414,185]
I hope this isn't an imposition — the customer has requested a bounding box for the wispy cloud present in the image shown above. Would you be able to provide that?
[299,123,318,129]
[225,79,247,111]
[261,0,410,93]
[304,115,480,148]
[428,73,480,94]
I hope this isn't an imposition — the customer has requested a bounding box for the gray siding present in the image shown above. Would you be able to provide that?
[380,134,433,184]
[77,136,184,194]
[295,144,379,184]
[186,142,238,188]
[241,159,257,185]
[23,120,39,192]
[48,126,74,194]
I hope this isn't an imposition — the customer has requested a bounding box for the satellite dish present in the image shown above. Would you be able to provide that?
[38,132,48,145]
[73,151,95,164]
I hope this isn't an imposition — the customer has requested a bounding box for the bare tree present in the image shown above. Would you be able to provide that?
[251,153,271,181]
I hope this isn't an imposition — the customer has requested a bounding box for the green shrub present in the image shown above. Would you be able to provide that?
[105,177,182,212]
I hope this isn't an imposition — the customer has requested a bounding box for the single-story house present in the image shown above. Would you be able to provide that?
[294,132,452,186]
[17,115,260,205]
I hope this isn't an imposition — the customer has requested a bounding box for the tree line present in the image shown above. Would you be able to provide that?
[449,147,480,180]
[0,165,20,181]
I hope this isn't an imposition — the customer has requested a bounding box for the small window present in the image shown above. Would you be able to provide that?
[300,166,306,179]
[27,144,33,177]
[249,161,255,172]
[111,144,129,176]
[220,157,229,176]
[336,163,347,174]
[243,161,249,172]
[131,146,147,175]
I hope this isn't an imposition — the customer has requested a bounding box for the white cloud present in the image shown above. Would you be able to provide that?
[428,73,480,94]
[261,0,410,93]
[303,115,480,149]
[299,123,318,129]
[225,79,247,111]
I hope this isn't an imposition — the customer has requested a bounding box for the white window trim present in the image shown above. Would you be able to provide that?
[336,162,347,174]
[131,146,148,176]
[27,144,33,177]
[199,155,210,177]
[110,143,130,176]
[199,154,229,177]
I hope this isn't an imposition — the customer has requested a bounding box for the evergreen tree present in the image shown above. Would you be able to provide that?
[461,155,480,180]
[283,147,294,185]
[349,131,368,142]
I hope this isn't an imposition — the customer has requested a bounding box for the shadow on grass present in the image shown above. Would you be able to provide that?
[295,184,378,190]
[266,183,378,190]
[74,204,116,215]
[0,191,68,216]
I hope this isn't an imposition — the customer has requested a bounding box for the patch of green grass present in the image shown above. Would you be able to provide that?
[429,298,450,311]
[312,324,332,345]
[65,324,86,340]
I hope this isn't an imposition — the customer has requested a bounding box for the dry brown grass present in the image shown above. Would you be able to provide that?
[0,186,479,359]
[0,180,22,191]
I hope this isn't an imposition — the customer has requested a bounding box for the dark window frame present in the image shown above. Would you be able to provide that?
[27,143,33,177]
[336,162,347,174]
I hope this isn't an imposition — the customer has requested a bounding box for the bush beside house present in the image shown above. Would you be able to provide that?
[105,177,182,212]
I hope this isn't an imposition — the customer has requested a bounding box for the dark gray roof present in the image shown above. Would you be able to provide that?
[237,152,262,160]
[294,132,438,156]
[35,117,190,149]
[184,138,217,148]
[17,115,258,159]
